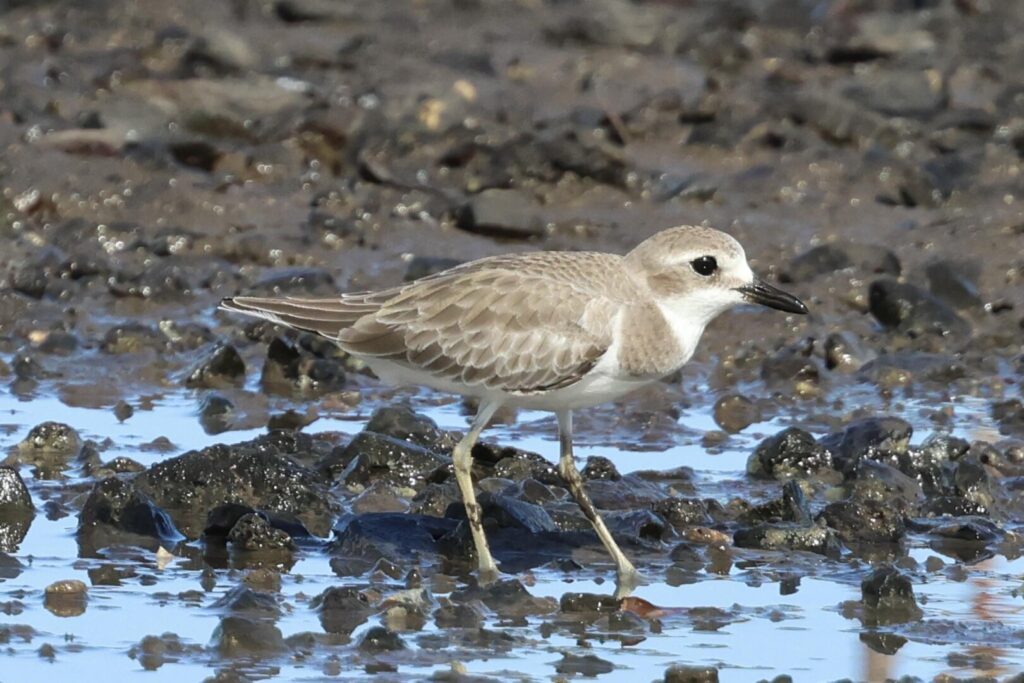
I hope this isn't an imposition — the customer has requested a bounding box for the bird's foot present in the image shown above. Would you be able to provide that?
[613,565,648,599]
[477,562,501,586]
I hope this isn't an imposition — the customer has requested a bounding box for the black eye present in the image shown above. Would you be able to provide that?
[690,256,718,276]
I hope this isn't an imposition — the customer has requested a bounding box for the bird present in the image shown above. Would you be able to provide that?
[220,225,807,592]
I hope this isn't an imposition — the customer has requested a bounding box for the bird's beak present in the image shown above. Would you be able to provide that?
[736,279,808,315]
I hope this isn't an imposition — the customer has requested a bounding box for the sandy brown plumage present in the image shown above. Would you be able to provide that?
[221,251,646,394]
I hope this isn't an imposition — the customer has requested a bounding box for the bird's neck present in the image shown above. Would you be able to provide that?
[615,300,707,379]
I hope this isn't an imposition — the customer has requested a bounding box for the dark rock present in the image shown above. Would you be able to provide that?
[652,497,711,529]
[760,348,820,390]
[546,0,660,50]
[555,653,614,676]
[748,428,834,480]
[364,405,455,453]
[478,493,558,533]
[602,508,668,542]
[134,437,341,538]
[198,394,235,435]
[993,400,1024,436]
[449,578,556,617]
[78,477,182,544]
[409,482,460,518]
[310,586,373,634]
[861,565,919,615]
[713,394,760,433]
[820,498,906,544]
[821,417,912,475]
[923,517,1002,543]
[101,324,164,354]
[357,626,406,654]
[664,664,719,683]
[859,631,908,656]
[330,513,457,566]
[211,616,286,656]
[483,445,561,485]
[733,522,840,556]
[227,513,295,552]
[925,260,982,310]
[185,345,245,388]
[824,331,874,372]
[338,431,448,490]
[211,585,280,615]
[456,189,546,240]
[844,70,943,119]
[260,336,346,395]
[580,456,620,481]
[869,279,971,341]
[784,242,900,282]
[44,579,88,617]
[17,422,83,459]
[578,475,670,510]
[403,256,463,282]
[0,466,33,513]
[559,592,621,614]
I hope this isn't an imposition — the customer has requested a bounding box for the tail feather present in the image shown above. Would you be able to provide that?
[220,295,377,339]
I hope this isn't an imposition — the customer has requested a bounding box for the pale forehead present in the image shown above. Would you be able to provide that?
[637,225,745,259]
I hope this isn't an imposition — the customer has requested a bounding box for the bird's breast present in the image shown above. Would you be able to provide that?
[614,302,693,380]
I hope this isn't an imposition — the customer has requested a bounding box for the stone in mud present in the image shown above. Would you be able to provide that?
[821,417,913,475]
[403,256,463,282]
[78,477,182,544]
[992,399,1024,436]
[364,404,455,452]
[663,664,720,683]
[211,616,286,656]
[260,336,347,395]
[449,578,556,617]
[559,592,621,614]
[185,344,245,388]
[134,436,341,538]
[868,279,971,341]
[580,456,621,481]
[456,189,546,240]
[0,466,33,513]
[101,324,165,354]
[925,260,982,310]
[227,513,295,552]
[555,653,614,676]
[198,394,235,435]
[861,565,919,615]
[713,394,760,433]
[733,522,840,557]
[478,493,557,534]
[330,513,457,565]
[652,497,711,529]
[748,428,834,480]
[546,0,660,50]
[44,579,88,618]
[784,242,900,282]
[311,586,374,634]
[357,626,406,654]
[338,432,448,491]
[819,498,906,544]
[824,331,875,372]
[17,422,83,459]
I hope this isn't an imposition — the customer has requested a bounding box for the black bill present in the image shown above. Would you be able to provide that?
[736,280,808,315]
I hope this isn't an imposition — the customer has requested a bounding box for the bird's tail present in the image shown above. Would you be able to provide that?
[219,295,384,339]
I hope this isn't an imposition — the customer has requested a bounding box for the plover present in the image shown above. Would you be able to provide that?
[221,225,807,589]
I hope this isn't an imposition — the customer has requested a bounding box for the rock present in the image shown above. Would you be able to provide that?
[821,417,912,475]
[134,436,341,538]
[748,428,834,480]
[198,394,235,434]
[456,189,546,240]
[78,477,182,545]
[715,395,762,436]
[337,431,448,490]
[357,626,406,654]
[652,497,711,529]
[227,513,295,552]
[925,260,982,310]
[43,579,88,618]
[869,279,971,341]
[580,456,621,481]
[481,444,561,485]
[559,592,621,614]
[310,586,374,634]
[449,579,556,617]
[843,69,943,119]
[101,324,164,354]
[819,498,906,544]
[733,522,840,556]
[17,422,83,459]
[403,256,463,282]
[0,466,33,512]
[861,565,920,616]
[664,664,719,683]
[365,405,455,452]
[478,493,558,534]
[330,513,457,567]
[211,585,280,616]
[211,616,286,656]
[260,336,346,395]
[185,345,245,388]
[993,400,1024,436]
[784,242,900,282]
[547,0,660,50]
[555,653,614,676]
[351,483,410,514]
[824,331,874,372]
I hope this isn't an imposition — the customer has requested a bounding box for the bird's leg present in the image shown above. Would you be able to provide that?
[453,400,501,582]
[556,410,640,593]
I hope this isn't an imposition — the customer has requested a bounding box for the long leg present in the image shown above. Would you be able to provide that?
[453,400,502,581]
[556,410,639,591]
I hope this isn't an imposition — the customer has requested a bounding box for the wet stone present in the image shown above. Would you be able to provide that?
[560,592,621,614]
[78,477,182,544]
[365,405,456,452]
[44,579,87,617]
[101,324,164,354]
[555,653,614,676]
[652,497,711,529]
[17,422,83,459]
[449,579,557,617]
[992,400,1024,436]
[819,498,906,544]
[861,565,920,616]
[821,417,913,475]
[869,279,971,341]
[483,445,561,485]
[580,455,621,481]
[713,394,760,433]
[824,332,874,372]
[185,344,245,388]
[478,493,557,533]
[784,242,900,282]
[211,585,280,616]
[748,428,834,480]
[456,189,546,240]
[733,522,840,557]
[330,513,457,567]
[311,586,374,634]
[357,626,406,654]
[925,260,982,310]
[0,466,33,512]
[663,664,720,683]
[212,616,287,656]
[338,431,449,491]
[227,513,295,552]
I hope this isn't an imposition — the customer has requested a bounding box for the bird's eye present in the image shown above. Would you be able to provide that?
[690,256,718,276]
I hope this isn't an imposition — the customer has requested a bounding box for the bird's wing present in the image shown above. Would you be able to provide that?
[220,289,398,340]
[339,262,620,393]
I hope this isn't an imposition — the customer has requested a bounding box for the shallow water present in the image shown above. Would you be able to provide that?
[3,376,1023,682]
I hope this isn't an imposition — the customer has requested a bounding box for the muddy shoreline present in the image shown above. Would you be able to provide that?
[2,0,1024,681]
